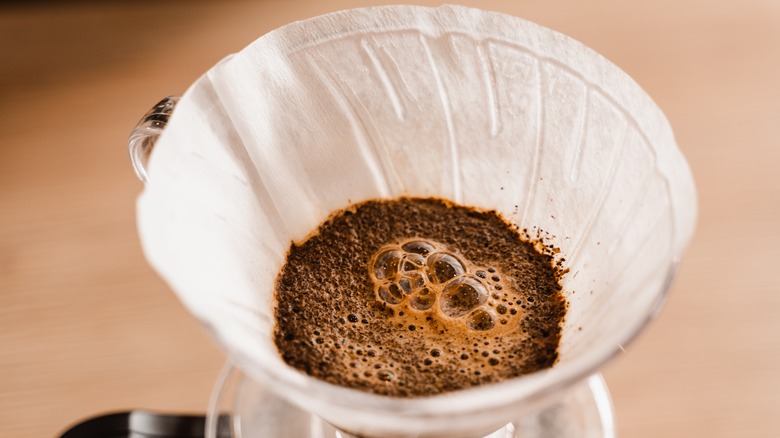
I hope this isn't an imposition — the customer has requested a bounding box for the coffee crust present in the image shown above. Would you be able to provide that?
[274,198,566,397]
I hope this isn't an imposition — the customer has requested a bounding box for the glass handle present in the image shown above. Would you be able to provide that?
[128,96,180,183]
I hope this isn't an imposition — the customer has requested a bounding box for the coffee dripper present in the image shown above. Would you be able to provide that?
[122,5,697,438]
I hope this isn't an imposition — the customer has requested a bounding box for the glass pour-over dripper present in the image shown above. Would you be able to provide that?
[132,5,697,438]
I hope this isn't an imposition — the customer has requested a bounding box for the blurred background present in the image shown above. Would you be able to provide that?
[1,1,778,437]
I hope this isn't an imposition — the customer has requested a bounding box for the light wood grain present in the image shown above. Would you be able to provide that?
[1,1,778,437]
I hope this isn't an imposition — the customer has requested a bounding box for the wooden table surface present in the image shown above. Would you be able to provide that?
[1,1,778,437]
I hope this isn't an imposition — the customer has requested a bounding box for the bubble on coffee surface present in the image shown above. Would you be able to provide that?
[427,252,465,283]
[440,277,487,317]
[369,239,522,332]
[377,282,404,304]
[467,309,496,331]
[372,249,403,280]
[409,287,435,310]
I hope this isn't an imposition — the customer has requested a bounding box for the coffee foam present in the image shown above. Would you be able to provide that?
[370,239,525,334]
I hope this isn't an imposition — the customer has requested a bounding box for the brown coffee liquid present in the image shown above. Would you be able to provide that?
[274,198,566,397]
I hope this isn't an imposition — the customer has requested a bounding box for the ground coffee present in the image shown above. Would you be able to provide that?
[274,197,565,397]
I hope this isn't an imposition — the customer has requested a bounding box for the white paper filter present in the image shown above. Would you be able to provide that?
[137,5,696,438]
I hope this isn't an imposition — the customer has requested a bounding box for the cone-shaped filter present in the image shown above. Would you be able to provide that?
[136,5,696,438]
